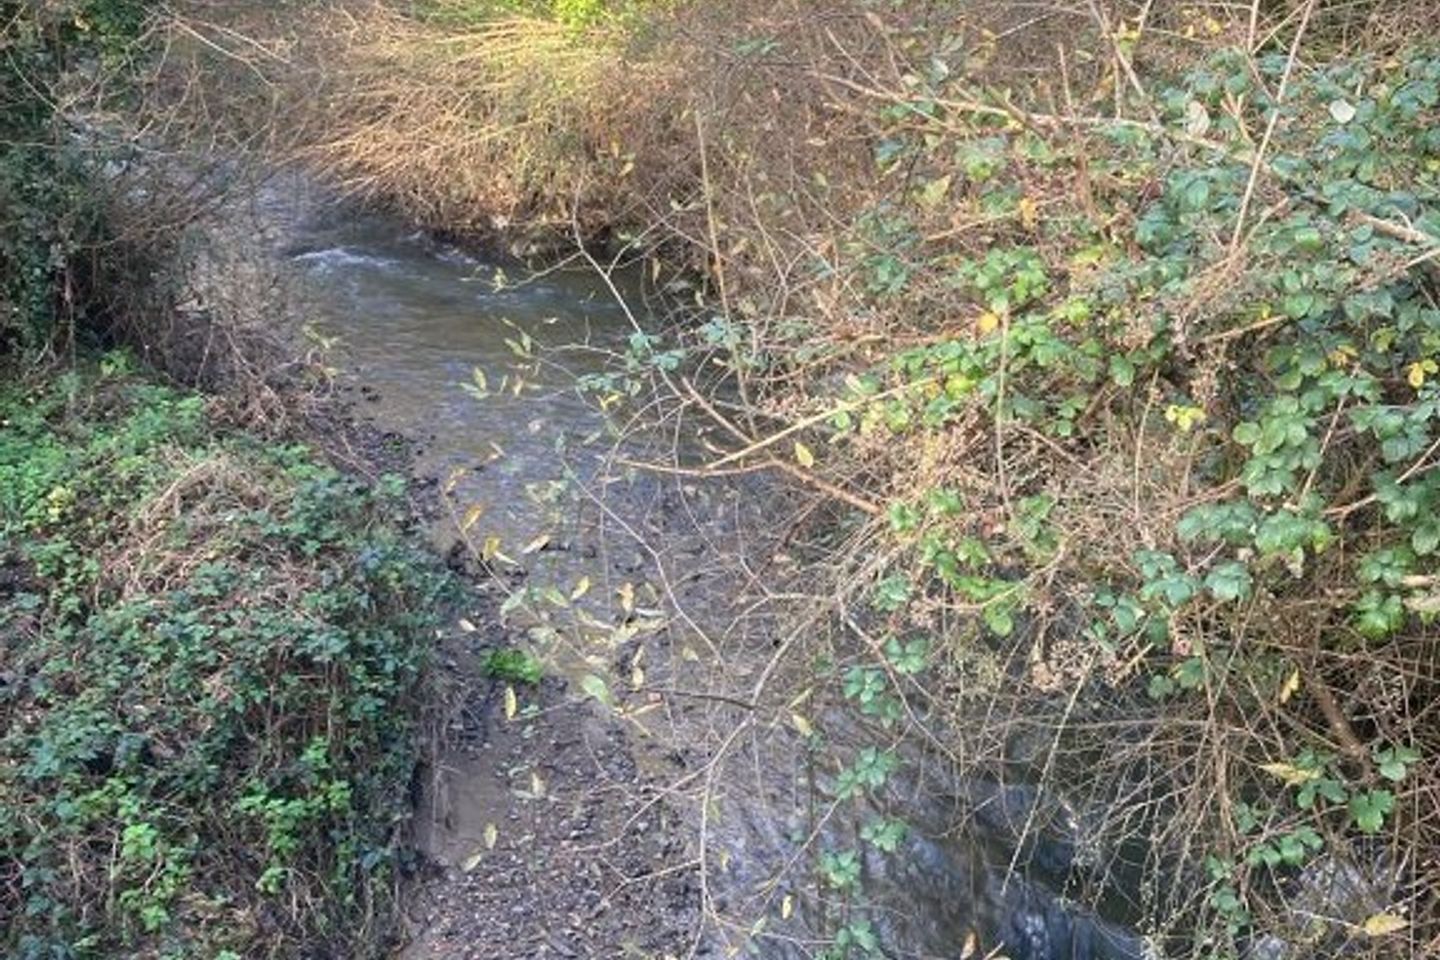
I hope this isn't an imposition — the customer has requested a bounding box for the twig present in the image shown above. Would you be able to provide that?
[1227,0,1319,256]
[706,378,934,469]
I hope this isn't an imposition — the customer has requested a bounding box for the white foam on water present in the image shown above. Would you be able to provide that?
[291,247,398,270]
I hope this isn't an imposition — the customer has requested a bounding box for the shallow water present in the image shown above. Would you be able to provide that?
[265,185,1151,960]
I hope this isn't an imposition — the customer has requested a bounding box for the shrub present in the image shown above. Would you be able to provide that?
[0,360,452,958]
[0,1,156,355]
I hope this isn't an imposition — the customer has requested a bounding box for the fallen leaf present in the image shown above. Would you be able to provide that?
[462,849,485,872]
[571,576,591,600]
[458,618,477,633]
[483,822,498,850]
[580,673,613,707]
[530,771,546,799]
[482,536,502,561]
[1278,668,1301,705]
[1018,195,1039,230]
[618,582,635,615]
[1362,913,1408,936]
[781,894,793,920]
[794,440,815,469]
[790,712,814,737]
[1184,99,1211,137]
[1329,98,1357,124]
[521,534,551,555]
[461,503,485,532]
[1259,762,1319,787]
[504,685,518,721]
[916,174,952,209]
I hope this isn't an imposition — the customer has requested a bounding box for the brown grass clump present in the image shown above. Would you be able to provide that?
[299,2,689,239]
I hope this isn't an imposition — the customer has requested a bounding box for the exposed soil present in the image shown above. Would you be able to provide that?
[398,608,701,960]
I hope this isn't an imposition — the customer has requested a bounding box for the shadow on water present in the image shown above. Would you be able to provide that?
[262,180,1154,960]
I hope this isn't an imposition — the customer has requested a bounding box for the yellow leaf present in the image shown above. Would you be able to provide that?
[461,503,485,532]
[483,822,499,850]
[977,311,1000,335]
[462,849,485,873]
[960,930,978,960]
[530,771,546,798]
[521,534,550,555]
[1278,668,1301,705]
[1408,362,1427,389]
[916,174,952,209]
[618,582,635,615]
[790,712,814,738]
[1164,404,1207,433]
[631,664,646,689]
[504,685,518,721]
[794,441,815,469]
[1362,913,1408,936]
[570,576,591,601]
[482,536,502,561]
[1259,762,1319,787]
[781,895,793,920]
[1018,196,1038,230]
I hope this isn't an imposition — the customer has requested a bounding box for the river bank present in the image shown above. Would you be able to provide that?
[0,359,453,957]
[5,2,1438,958]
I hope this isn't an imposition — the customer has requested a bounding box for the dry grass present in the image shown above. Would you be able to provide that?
[299,3,688,238]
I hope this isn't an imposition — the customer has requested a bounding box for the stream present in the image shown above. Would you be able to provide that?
[252,179,1153,960]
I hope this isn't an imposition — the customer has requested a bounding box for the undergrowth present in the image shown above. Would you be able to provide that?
[247,0,1440,956]
[0,357,452,959]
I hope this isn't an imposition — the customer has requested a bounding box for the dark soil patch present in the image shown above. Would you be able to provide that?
[399,624,699,959]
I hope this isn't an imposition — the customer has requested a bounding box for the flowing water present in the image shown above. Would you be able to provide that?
[258,182,1152,960]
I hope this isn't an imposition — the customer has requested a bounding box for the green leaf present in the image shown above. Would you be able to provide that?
[1205,562,1253,602]
[982,603,1015,637]
[1147,673,1176,700]
[579,674,613,707]
[1349,789,1395,833]
[1109,354,1136,387]
[1413,519,1440,556]
[861,817,908,853]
